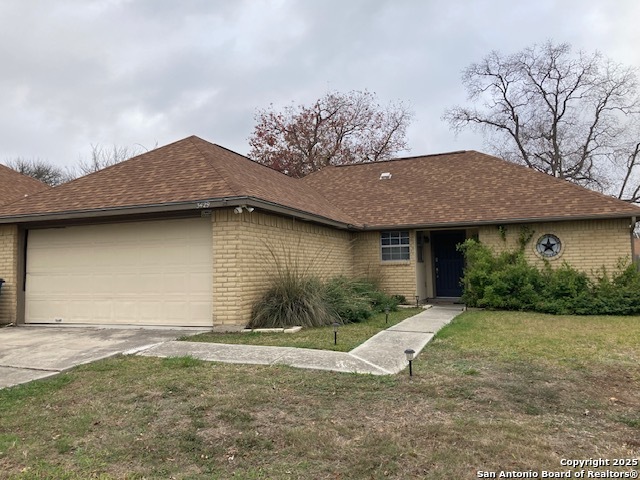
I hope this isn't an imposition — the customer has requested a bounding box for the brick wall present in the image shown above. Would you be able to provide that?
[478,219,633,275]
[352,230,417,301]
[0,225,18,324]
[212,209,354,325]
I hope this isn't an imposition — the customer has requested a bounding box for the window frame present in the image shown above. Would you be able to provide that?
[380,230,410,261]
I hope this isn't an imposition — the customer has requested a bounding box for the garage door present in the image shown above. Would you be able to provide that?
[25,218,213,326]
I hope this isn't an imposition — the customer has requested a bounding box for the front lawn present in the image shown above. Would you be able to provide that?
[183,308,423,352]
[1,311,638,479]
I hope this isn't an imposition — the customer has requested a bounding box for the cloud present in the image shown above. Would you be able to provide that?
[0,0,638,167]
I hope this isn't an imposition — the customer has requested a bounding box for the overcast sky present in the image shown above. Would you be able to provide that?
[1,0,639,169]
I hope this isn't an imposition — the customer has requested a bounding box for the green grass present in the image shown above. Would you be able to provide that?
[0,310,638,479]
[184,308,423,352]
[434,310,640,368]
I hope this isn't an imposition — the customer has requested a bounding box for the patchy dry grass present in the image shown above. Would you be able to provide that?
[0,311,639,479]
[184,308,423,352]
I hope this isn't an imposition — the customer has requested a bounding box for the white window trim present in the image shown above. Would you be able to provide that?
[380,231,410,261]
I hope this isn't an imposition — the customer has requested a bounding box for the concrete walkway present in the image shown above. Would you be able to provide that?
[137,305,464,375]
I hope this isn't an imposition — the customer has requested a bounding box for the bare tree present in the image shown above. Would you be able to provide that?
[76,143,151,176]
[248,90,413,177]
[443,41,640,202]
[4,142,156,186]
[3,158,74,186]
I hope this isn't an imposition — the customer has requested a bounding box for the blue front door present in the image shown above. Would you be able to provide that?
[432,230,466,297]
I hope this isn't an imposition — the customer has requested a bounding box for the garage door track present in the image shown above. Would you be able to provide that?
[0,327,197,389]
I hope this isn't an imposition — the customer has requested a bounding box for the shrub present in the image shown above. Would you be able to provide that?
[393,294,407,304]
[324,276,372,323]
[250,241,403,327]
[350,279,399,312]
[249,275,336,328]
[324,277,400,322]
[459,239,640,315]
[249,241,337,328]
[591,262,640,315]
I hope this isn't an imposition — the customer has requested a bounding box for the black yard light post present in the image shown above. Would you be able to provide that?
[405,349,415,377]
[415,295,420,308]
[332,322,340,345]
[385,306,390,324]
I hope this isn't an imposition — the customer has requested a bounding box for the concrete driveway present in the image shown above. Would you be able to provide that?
[0,326,201,389]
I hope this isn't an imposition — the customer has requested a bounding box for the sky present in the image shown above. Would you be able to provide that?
[1,0,639,169]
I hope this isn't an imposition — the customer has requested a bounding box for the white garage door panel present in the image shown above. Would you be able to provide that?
[26,218,213,326]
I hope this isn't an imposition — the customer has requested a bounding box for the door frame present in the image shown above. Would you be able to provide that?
[430,229,467,299]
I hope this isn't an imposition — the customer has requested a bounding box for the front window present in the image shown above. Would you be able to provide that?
[381,231,410,261]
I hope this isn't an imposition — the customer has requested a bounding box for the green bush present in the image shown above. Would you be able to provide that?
[393,294,407,304]
[249,241,404,327]
[351,279,400,313]
[459,239,640,315]
[324,277,400,323]
[250,273,400,328]
[324,276,372,323]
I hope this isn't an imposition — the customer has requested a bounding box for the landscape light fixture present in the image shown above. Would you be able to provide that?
[405,349,415,377]
[385,306,390,324]
[332,322,340,345]
[415,295,420,308]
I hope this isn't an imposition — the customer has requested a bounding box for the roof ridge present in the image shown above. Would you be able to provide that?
[186,137,243,197]
[329,150,469,168]
[209,142,360,225]
[217,142,322,178]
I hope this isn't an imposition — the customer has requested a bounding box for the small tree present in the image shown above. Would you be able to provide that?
[444,41,640,201]
[249,90,413,177]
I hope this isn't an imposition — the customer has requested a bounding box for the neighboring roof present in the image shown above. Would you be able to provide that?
[0,136,358,226]
[302,150,640,228]
[0,164,49,206]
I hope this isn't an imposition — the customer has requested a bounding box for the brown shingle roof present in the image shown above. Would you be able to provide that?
[2,139,637,229]
[301,150,640,227]
[0,164,49,206]
[0,136,358,226]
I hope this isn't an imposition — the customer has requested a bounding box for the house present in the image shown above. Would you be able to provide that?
[0,135,637,327]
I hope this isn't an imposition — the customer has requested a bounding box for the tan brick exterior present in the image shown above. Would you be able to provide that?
[478,219,633,275]
[212,209,354,325]
[0,225,18,325]
[353,230,417,302]
[0,214,632,326]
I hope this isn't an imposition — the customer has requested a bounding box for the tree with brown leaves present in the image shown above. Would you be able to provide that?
[249,90,413,178]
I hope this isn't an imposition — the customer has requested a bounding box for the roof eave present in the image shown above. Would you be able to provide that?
[362,213,639,230]
[0,196,358,230]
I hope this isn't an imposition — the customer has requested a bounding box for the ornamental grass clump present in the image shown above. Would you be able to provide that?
[249,275,336,328]
[249,243,401,328]
[248,242,337,329]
